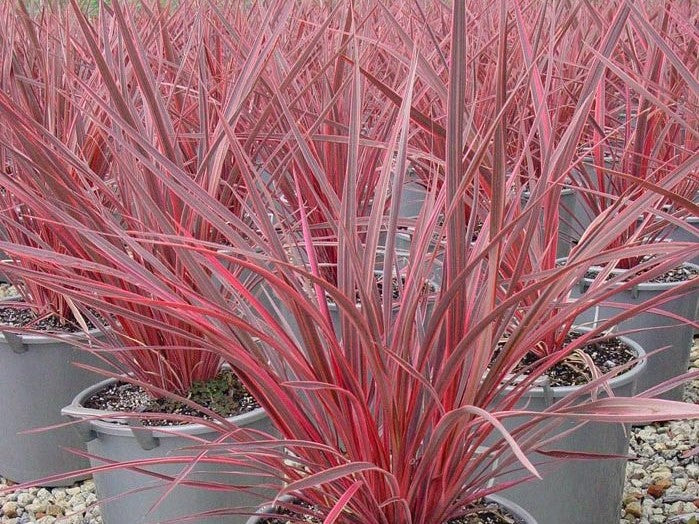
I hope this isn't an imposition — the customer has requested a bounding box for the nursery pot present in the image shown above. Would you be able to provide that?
[246,493,537,524]
[0,312,105,486]
[569,155,615,239]
[216,246,307,342]
[326,270,439,339]
[62,378,275,524]
[496,329,646,524]
[667,216,699,266]
[572,262,698,400]
[0,253,10,283]
[398,180,427,218]
[521,188,578,258]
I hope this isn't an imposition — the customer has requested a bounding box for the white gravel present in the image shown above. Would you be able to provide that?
[0,478,101,524]
[620,342,699,524]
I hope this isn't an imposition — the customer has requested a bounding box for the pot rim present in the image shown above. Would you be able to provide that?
[502,325,647,398]
[521,187,575,198]
[246,494,537,524]
[578,261,699,292]
[61,376,268,438]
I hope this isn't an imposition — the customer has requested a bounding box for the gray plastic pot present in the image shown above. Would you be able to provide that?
[0,252,10,283]
[569,155,616,237]
[62,378,275,524]
[667,216,699,266]
[0,315,104,486]
[495,329,646,524]
[326,270,439,339]
[571,262,698,400]
[246,493,537,523]
[398,180,427,218]
[521,188,578,258]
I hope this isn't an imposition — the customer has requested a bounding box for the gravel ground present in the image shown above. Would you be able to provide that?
[0,291,696,524]
[0,480,101,524]
[620,342,699,524]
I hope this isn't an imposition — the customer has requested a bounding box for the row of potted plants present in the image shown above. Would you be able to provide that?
[0,1,697,524]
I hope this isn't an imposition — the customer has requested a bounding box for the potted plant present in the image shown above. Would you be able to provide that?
[567,174,698,401]
[0,125,108,485]
[0,266,105,486]
[550,0,699,401]
[2,3,699,524]
[0,1,281,520]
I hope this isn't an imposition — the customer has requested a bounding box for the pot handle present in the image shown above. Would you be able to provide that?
[61,405,99,442]
[65,416,98,443]
[540,376,554,408]
[128,418,160,451]
[2,331,27,353]
[61,404,161,450]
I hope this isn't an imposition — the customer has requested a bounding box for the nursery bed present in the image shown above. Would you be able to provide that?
[0,341,697,524]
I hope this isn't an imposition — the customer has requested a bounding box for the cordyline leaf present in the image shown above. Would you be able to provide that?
[626,1,699,95]
[280,462,391,495]
[110,0,180,166]
[512,397,699,423]
[636,370,699,399]
[535,449,631,460]
[323,481,363,524]
[348,58,446,138]
[412,405,541,494]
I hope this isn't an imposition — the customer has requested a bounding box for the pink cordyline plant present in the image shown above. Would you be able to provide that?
[568,0,698,268]
[0,0,291,393]
[0,1,698,523]
[0,1,116,319]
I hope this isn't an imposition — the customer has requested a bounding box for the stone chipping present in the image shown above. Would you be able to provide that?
[620,341,699,524]
[0,479,101,524]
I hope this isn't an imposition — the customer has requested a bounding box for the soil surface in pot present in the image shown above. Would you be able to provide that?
[583,263,698,283]
[256,498,526,523]
[376,274,437,299]
[83,370,259,426]
[502,332,638,387]
[0,303,99,333]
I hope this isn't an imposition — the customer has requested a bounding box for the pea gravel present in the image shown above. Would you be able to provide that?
[619,340,699,524]
[0,479,101,523]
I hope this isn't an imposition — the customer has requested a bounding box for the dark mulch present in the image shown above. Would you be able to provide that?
[83,370,259,427]
[327,274,436,305]
[501,332,638,387]
[584,263,698,284]
[257,498,525,523]
[376,274,437,300]
[0,304,97,333]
